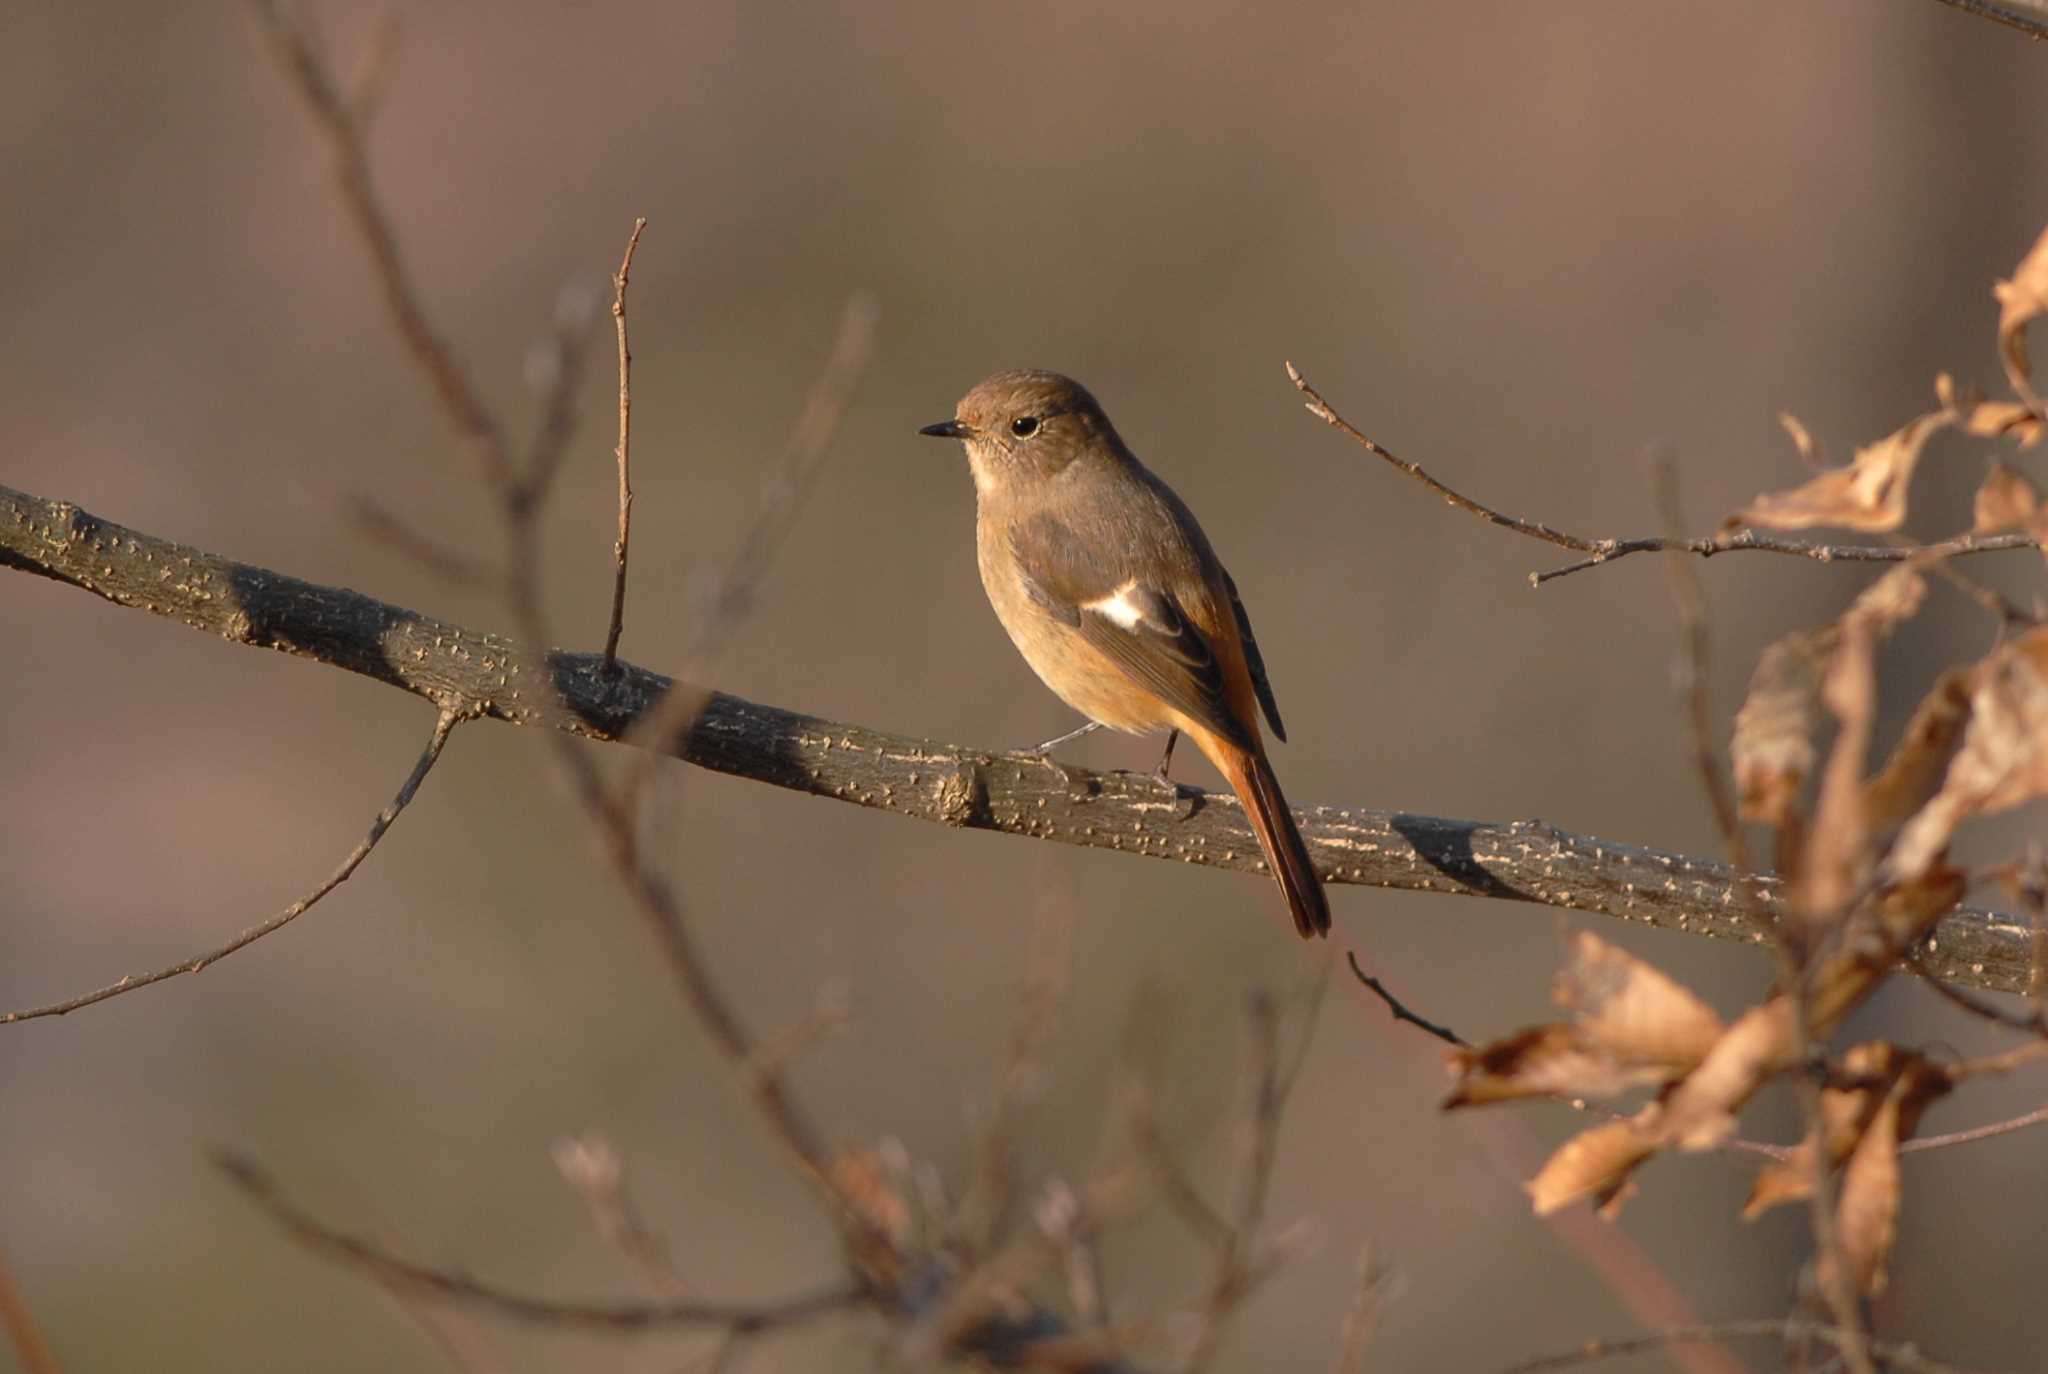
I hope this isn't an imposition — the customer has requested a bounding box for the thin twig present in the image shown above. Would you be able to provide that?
[1503,1318,1986,1374]
[347,493,493,587]
[601,217,647,674]
[1284,363,2042,587]
[1943,1037,2048,1082]
[1530,528,2039,587]
[0,1246,63,1374]
[1900,1101,2048,1152]
[1345,952,1466,1047]
[2,709,459,1023]
[214,1150,859,1331]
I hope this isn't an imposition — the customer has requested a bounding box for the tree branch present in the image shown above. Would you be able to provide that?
[2,481,2034,997]
[214,1150,859,1333]
[1285,364,2043,588]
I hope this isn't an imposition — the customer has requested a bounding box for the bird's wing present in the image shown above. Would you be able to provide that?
[1222,567,1286,743]
[1008,511,1252,748]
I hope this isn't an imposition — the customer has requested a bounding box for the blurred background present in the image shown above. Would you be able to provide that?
[5,2,2047,1369]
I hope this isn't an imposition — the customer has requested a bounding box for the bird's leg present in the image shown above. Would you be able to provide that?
[1027,719,1105,757]
[1152,729,1180,784]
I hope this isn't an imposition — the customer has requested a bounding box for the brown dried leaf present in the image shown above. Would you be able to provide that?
[1802,864,1967,1034]
[1826,1054,1954,1296]
[1939,372,2046,448]
[1526,1117,1657,1216]
[1731,569,1926,836]
[1444,1024,1666,1107]
[1742,1042,1899,1219]
[828,1147,913,1250]
[1724,407,1954,533]
[1890,627,2048,880]
[1861,667,1977,835]
[1799,573,1927,924]
[1972,460,2048,536]
[1995,223,2048,415]
[1779,411,1826,469]
[1553,931,1724,1073]
[1732,634,1826,826]
[1653,998,1801,1152]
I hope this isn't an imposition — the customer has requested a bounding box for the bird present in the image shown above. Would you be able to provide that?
[919,370,1330,938]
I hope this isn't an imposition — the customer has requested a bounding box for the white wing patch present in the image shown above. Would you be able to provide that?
[1083,580,1147,631]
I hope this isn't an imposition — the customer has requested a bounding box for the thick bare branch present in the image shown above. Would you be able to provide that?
[2,483,2035,995]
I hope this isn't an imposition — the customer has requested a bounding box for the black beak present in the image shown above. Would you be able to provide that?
[919,419,968,439]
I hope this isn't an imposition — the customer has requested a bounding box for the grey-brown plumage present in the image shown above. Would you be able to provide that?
[920,370,1330,938]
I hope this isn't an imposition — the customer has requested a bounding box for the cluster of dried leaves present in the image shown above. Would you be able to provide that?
[1445,226,2048,1303]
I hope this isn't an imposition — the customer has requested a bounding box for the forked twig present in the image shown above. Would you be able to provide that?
[1285,363,2041,588]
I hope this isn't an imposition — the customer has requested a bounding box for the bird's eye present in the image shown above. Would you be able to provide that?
[1010,416,1040,438]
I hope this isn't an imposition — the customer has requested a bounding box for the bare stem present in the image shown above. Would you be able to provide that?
[2,709,459,1023]
[602,217,647,673]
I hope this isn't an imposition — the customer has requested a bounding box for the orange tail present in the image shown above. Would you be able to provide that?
[1205,733,1331,939]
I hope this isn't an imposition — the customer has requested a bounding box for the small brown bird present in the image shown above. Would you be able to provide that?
[921,370,1330,938]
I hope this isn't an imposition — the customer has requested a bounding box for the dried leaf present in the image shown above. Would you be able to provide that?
[1861,666,1977,835]
[1799,573,1928,924]
[1732,635,1827,826]
[1444,1024,1668,1107]
[1553,931,1724,1073]
[1731,569,1926,834]
[1972,460,2048,536]
[1779,411,1826,469]
[1826,1054,1953,1296]
[1724,408,1954,533]
[1448,934,1728,1106]
[1995,223,2048,415]
[1653,998,1800,1152]
[1742,1042,1899,1219]
[1803,864,1967,1034]
[1890,627,2048,880]
[828,1147,914,1250]
[1939,372,2045,448]
[1527,1117,1656,1216]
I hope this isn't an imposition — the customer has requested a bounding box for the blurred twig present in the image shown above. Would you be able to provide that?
[1180,969,1331,1373]
[1,709,459,1024]
[214,1151,858,1331]
[0,1245,62,1374]
[552,1133,690,1297]
[1503,1318,1985,1374]
[1286,363,2042,588]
